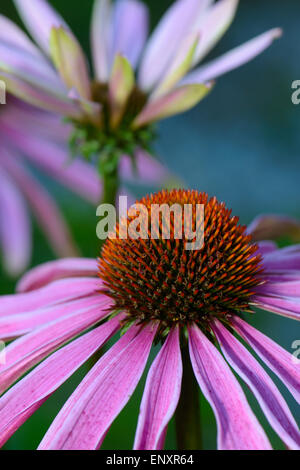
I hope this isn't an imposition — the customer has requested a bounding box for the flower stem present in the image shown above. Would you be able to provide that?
[98,149,120,207]
[175,344,202,450]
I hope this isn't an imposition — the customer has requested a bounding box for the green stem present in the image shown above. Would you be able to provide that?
[100,163,119,206]
[175,345,202,450]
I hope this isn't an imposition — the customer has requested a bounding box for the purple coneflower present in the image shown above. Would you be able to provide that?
[0,0,281,187]
[0,189,299,450]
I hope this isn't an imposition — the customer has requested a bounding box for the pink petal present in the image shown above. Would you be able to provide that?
[247,213,300,243]
[0,316,122,448]
[191,0,239,67]
[2,155,78,258]
[0,14,42,58]
[0,294,101,340]
[17,258,98,293]
[257,241,278,256]
[138,0,211,91]
[262,247,300,272]
[253,294,300,321]
[213,320,300,450]
[232,317,300,404]
[0,294,112,394]
[134,327,182,450]
[110,0,149,69]
[0,121,101,203]
[13,0,69,55]
[184,28,282,84]
[0,41,65,93]
[188,324,271,450]
[91,0,112,81]
[0,167,31,276]
[0,71,82,118]
[39,324,157,450]
[133,83,212,128]
[0,277,99,317]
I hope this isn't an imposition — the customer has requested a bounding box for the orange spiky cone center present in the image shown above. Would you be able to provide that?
[99,189,263,330]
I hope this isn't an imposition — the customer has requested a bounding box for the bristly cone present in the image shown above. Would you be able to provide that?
[99,190,264,335]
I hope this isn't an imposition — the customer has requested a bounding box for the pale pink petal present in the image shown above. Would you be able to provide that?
[232,317,300,404]
[119,150,168,184]
[0,71,82,118]
[133,83,212,128]
[13,0,69,55]
[91,0,112,81]
[0,277,99,317]
[0,167,31,276]
[138,0,212,91]
[0,316,122,448]
[184,29,282,84]
[0,294,112,394]
[213,320,300,449]
[188,324,271,450]
[134,327,182,450]
[0,41,65,93]
[247,213,300,243]
[39,324,157,450]
[0,15,42,58]
[0,122,101,203]
[191,0,239,67]
[2,156,78,258]
[110,0,149,69]
[17,258,98,293]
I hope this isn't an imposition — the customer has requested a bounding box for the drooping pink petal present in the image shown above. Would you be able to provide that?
[0,294,112,394]
[232,317,300,404]
[134,327,182,450]
[0,294,101,340]
[213,320,300,450]
[188,324,271,450]
[253,293,300,321]
[247,213,300,243]
[133,83,212,128]
[183,28,282,84]
[13,0,69,55]
[0,122,101,203]
[2,155,78,258]
[138,0,211,91]
[262,246,300,273]
[17,258,98,293]
[0,41,65,94]
[119,150,168,185]
[39,323,157,450]
[0,315,122,448]
[110,0,149,69]
[0,277,99,317]
[0,15,42,58]
[0,167,31,276]
[0,71,82,118]
[91,0,112,81]
[191,0,239,67]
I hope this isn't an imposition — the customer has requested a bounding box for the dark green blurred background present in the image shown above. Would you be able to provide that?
[0,0,299,450]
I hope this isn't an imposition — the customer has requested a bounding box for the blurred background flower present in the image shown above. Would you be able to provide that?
[0,0,299,450]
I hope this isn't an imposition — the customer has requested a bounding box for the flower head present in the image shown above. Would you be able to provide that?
[0,189,299,450]
[0,0,281,165]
